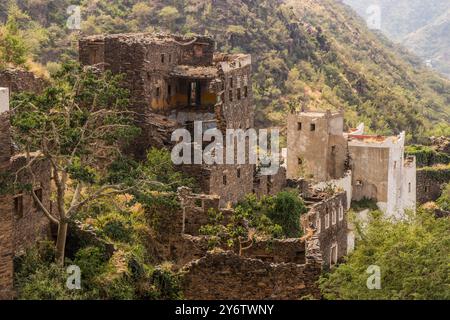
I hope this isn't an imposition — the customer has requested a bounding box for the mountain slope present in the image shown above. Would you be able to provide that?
[343,0,450,78]
[403,9,450,78]
[4,0,450,140]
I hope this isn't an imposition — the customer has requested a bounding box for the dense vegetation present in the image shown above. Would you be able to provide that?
[1,0,450,141]
[319,209,450,300]
[405,145,450,167]
[14,148,193,300]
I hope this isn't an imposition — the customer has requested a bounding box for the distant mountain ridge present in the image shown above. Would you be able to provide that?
[343,0,450,78]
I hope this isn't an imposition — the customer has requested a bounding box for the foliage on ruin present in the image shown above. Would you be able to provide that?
[319,209,450,300]
[405,145,450,167]
[350,198,379,212]
[436,183,450,211]
[200,191,307,249]
[417,164,450,182]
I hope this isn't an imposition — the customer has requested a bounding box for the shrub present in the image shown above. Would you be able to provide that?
[264,191,307,238]
[95,212,134,243]
[73,247,108,284]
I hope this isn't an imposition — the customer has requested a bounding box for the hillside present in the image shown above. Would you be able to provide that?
[403,9,450,78]
[344,0,450,78]
[2,0,450,140]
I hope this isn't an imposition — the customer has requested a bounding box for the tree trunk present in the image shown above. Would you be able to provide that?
[55,221,68,265]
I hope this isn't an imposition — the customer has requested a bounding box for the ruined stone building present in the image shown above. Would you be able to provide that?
[146,186,348,299]
[0,88,52,299]
[287,110,417,219]
[79,33,267,206]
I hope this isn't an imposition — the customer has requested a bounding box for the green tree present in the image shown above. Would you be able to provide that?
[10,62,141,265]
[0,12,28,67]
[264,191,307,238]
[319,210,450,300]
[158,6,180,29]
[436,183,450,211]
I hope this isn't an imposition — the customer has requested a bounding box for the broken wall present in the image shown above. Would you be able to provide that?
[181,249,322,300]
[0,69,46,95]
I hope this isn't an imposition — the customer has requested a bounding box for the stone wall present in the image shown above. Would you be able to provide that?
[0,112,14,299]
[0,69,46,94]
[416,166,450,204]
[241,238,306,264]
[181,236,322,300]
[10,155,52,254]
[254,166,287,198]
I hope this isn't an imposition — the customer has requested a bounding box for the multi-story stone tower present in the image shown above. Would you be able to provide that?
[79,33,257,205]
[287,110,348,182]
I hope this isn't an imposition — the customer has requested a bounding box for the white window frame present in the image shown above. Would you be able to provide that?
[332,209,336,225]
[330,243,338,266]
[325,213,330,229]
[338,203,344,221]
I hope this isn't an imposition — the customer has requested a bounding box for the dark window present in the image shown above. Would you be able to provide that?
[331,145,336,153]
[244,86,248,98]
[229,77,234,88]
[156,87,161,98]
[297,122,302,130]
[168,54,172,63]
[14,196,23,218]
[298,158,303,165]
[310,123,316,131]
[237,88,241,100]
[237,168,241,178]
[223,175,227,185]
[229,90,233,102]
[161,54,165,63]
[168,85,172,96]
[194,198,202,208]
[34,188,43,209]
[188,81,201,106]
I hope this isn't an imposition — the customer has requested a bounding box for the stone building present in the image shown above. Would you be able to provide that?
[287,110,348,182]
[79,33,260,206]
[287,110,416,219]
[347,128,416,218]
[0,88,52,299]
